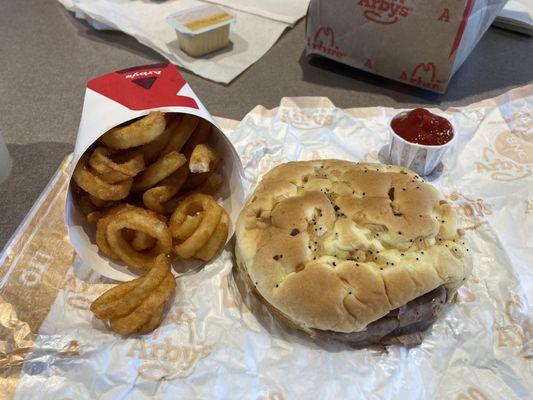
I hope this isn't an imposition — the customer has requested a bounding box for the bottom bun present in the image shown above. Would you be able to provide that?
[311,285,450,347]
[236,255,451,348]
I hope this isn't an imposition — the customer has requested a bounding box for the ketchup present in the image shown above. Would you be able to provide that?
[391,108,454,146]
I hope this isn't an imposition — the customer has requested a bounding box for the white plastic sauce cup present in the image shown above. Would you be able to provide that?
[167,5,236,57]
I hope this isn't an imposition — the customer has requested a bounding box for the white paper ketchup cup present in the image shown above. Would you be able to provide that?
[387,109,456,176]
[65,63,244,281]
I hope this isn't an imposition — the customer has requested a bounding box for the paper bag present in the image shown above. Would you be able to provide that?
[65,63,245,281]
[306,0,508,93]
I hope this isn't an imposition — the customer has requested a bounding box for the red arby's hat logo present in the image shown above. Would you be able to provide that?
[314,26,334,47]
[358,0,412,25]
[400,62,441,91]
[412,62,436,83]
[87,63,199,111]
[308,26,346,59]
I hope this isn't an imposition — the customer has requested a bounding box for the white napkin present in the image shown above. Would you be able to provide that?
[494,0,533,35]
[57,0,295,83]
[202,0,310,25]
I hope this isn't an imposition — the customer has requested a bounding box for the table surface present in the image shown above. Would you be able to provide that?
[0,0,532,250]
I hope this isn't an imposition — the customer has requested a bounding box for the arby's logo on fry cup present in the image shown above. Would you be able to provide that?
[87,63,199,111]
[65,63,245,281]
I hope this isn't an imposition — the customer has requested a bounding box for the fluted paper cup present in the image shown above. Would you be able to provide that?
[388,121,456,176]
[65,63,244,281]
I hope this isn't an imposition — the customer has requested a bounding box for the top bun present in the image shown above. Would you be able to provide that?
[235,160,471,333]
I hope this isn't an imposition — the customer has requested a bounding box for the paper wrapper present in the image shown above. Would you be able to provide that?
[306,0,507,93]
[65,63,244,281]
[1,86,533,399]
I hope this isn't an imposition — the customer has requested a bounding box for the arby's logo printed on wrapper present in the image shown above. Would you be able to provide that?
[400,62,441,91]
[308,26,346,59]
[87,63,199,111]
[358,0,412,25]
[475,114,533,182]
[127,310,213,381]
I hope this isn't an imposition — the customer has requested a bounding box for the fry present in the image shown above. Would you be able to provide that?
[77,191,97,215]
[109,273,176,335]
[95,204,131,260]
[189,144,220,173]
[182,171,210,191]
[100,112,166,150]
[170,193,222,259]
[164,172,224,214]
[160,114,199,157]
[136,303,164,334]
[91,254,170,320]
[94,171,130,185]
[74,110,231,282]
[162,196,181,215]
[195,173,223,196]
[195,209,229,261]
[124,211,166,251]
[89,147,145,182]
[172,214,203,240]
[160,172,223,214]
[87,211,103,224]
[142,165,189,214]
[136,116,177,163]
[89,194,114,208]
[89,195,107,207]
[132,151,186,192]
[106,207,172,270]
[73,154,132,201]
[182,118,212,158]
[122,228,135,242]
[90,279,140,314]
[131,231,156,251]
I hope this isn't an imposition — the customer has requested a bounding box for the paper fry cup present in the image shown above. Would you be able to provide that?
[387,118,456,176]
[65,63,244,281]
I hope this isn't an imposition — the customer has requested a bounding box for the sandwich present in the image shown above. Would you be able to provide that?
[235,160,471,347]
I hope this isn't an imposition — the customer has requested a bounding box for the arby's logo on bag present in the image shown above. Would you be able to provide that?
[399,62,441,91]
[308,26,346,59]
[358,0,412,25]
[87,63,199,111]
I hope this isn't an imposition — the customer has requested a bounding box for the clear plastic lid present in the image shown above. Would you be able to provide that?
[166,5,236,36]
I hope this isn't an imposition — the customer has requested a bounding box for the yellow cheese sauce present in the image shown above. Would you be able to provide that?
[185,12,232,31]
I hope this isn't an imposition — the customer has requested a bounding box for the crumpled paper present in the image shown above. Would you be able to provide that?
[57,0,304,83]
[2,89,532,399]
